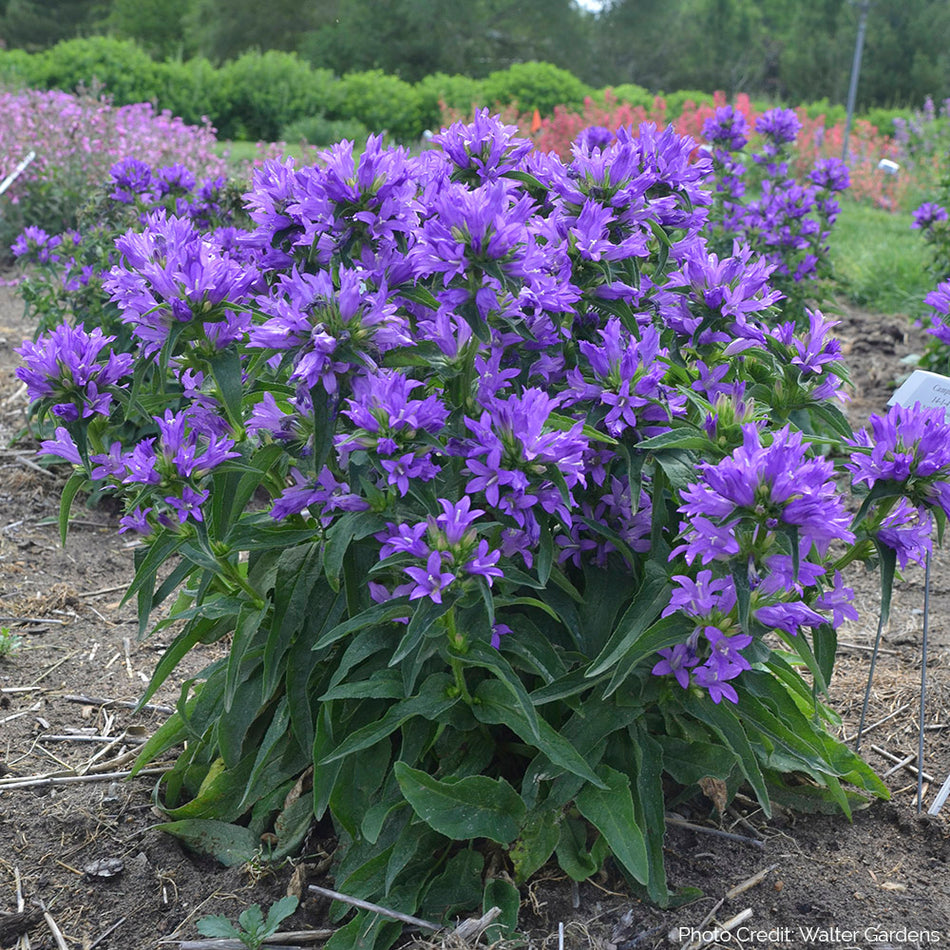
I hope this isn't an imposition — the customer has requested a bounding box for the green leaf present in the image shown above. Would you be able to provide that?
[813,622,837,688]
[315,599,411,651]
[807,401,854,439]
[603,614,688,697]
[195,916,241,939]
[124,533,186,633]
[732,561,752,635]
[320,673,457,764]
[491,594,561,623]
[323,511,384,592]
[58,470,86,546]
[576,765,648,884]
[636,428,712,452]
[237,904,266,941]
[555,815,605,881]
[320,667,404,701]
[657,735,738,786]
[652,449,697,491]
[482,877,520,941]
[536,516,554,587]
[502,168,547,192]
[264,543,323,697]
[208,347,245,433]
[220,443,286,541]
[422,850,485,920]
[510,808,560,884]
[309,384,336,481]
[394,762,526,843]
[163,751,256,821]
[630,727,669,905]
[154,819,258,867]
[588,563,672,676]
[396,284,440,311]
[391,597,452,666]
[682,691,770,816]
[224,602,267,711]
[547,412,618,445]
[473,679,606,788]
[136,616,215,709]
[875,538,898,629]
[458,641,542,739]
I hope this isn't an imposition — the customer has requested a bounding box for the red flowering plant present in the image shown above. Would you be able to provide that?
[20,113,950,947]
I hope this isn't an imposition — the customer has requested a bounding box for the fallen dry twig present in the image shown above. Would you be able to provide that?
[666,815,764,848]
[308,884,441,931]
[62,693,174,715]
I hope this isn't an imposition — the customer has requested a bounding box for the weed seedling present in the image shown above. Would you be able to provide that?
[196,895,299,950]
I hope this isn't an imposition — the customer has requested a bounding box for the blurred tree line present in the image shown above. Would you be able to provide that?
[0,0,946,108]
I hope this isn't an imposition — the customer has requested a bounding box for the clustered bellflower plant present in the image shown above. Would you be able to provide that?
[18,111,950,949]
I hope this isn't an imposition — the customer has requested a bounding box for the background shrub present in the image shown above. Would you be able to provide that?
[415,72,485,131]
[280,113,371,147]
[480,61,593,115]
[327,69,423,142]
[864,105,916,137]
[34,36,163,104]
[154,56,224,129]
[607,82,655,111]
[216,50,335,141]
[661,88,716,121]
[0,47,43,88]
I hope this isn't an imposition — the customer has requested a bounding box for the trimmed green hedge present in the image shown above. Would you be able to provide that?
[0,37,924,144]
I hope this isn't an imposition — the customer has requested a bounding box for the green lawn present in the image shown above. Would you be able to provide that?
[829,199,932,315]
[213,139,317,175]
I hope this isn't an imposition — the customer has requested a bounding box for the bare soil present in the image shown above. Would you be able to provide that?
[0,283,948,950]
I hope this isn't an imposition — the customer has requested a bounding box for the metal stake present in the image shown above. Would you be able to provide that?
[917,552,931,814]
[0,150,36,196]
[855,606,886,752]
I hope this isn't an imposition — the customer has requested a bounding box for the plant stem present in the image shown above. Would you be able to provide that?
[443,609,475,704]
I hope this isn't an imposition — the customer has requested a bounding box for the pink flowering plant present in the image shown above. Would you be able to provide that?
[0,88,225,256]
[20,113,950,946]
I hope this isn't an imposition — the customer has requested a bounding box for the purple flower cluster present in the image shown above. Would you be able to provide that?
[924,280,950,347]
[755,108,802,147]
[676,424,854,565]
[16,323,134,421]
[847,403,950,516]
[654,570,752,703]
[703,105,749,153]
[702,107,849,298]
[11,226,65,264]
[912,201,949,234]
[373,497,502,605]
[105,211,257,356]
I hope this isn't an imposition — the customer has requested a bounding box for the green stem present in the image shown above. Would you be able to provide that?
[449,654,474,705]
[443,608,474,704]
[219,558,266,608]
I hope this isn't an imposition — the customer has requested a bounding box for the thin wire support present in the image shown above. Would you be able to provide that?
[855,607,887,752]
[917,552,931,814]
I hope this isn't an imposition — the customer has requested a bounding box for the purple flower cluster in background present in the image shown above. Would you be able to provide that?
[701,106,849,306]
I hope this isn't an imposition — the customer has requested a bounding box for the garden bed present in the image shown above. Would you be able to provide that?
[1,282,948,948]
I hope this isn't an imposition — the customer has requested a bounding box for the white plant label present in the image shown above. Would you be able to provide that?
[887,369,950,410]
